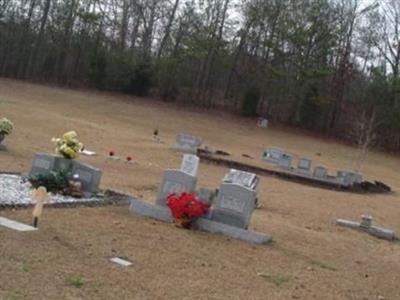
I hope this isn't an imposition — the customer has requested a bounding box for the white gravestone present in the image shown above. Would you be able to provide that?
[156,170,197,206]
[223,169,258,190]
[180,154,200,177]
[211,183,257,229]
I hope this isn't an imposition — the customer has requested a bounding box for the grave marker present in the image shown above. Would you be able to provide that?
[180,154,200,177]
[156,170,197,206]
[313,166,328,178]
[262,147,285,164]
[175,133,202,154]
[223,169,258,190]
[211,183,257,229]
[278,154,292,169]
[29,153,58,176]
[70,161,102,196]
[298,158,311,171]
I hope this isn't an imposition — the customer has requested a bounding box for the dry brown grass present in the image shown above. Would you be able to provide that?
[0,78,399,300]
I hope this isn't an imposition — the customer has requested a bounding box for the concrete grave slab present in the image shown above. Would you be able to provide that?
[156,169,197,206]
[0,217,37,231]
[336,217,396,241]
[110,257,133,267]
[128,198,272,245]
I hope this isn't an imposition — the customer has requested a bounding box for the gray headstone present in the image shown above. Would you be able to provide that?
[257,118,268,128]
[278,154,292,169]
[223,169,258,190]
[156,169,197,206]
[70,161,102,196]
[298,158,311,171]
[29,153,58,176]
[313,166,327,178]
[180,154,199,176]
[262,147,284,163]
[175,133,202,154]
[211,183,256,229]
[336,171,362,185]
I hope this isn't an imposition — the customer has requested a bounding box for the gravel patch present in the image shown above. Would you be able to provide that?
[0,174,103,207]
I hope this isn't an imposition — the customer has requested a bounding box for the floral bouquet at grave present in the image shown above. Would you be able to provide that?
[0,117,13,135]
[166,192,209,229]
[51,131,83,159]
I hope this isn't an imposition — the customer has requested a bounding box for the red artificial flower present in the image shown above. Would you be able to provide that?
[126,156,132,161]
[109,151,114,156]
[166,192,209,221]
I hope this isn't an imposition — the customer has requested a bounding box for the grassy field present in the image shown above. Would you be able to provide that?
[0,78,399,300]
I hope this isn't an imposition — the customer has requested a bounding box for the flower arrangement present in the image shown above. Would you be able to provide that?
[52,131,83,159]
[0,117,13,135]
[166,192,209,229]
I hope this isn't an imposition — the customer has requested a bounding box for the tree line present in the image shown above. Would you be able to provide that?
[1,0,399,151]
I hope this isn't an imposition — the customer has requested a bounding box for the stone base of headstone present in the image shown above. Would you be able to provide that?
[128,198,272,245]
[129,198,173,223]
[192,218,272,244]
[336,218,396,241]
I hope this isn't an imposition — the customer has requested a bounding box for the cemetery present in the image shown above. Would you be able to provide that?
[0,80,399,299]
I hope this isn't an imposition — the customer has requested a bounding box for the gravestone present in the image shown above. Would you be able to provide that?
[298,158,311,171]
[156,169,197,206]
[278,154,292,169]
[257,118,268,128]
[211,183,257,229]
[70,161,102,196]
[313,166,328,178]
[336,171,362,185]
[29,153,58,176]
[175,133,202,154]
[262,147,285,164]
[223,169,258,190]
[180,154,199,177]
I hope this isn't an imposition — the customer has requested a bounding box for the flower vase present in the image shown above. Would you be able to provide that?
[0,132,4,144]
[0,132,5,150]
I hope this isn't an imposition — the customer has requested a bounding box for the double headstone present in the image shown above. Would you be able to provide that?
[156,169,197,206]
[175,133,202,154]
[28,153,102,196]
